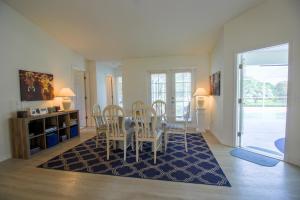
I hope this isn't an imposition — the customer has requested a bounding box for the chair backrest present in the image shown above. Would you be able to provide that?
[132,100,145,117]
[103,105,126,138]
[133,104,158,139]
[92,104,104,128]
[152,100,167,121]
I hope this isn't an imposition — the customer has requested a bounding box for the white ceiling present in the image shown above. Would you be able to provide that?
[5,0,265,60]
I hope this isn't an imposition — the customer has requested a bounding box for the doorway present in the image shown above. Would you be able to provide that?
[237,44,288,159]
[105,75,114,105]
[73,69,87,128]
[149,70,193,123]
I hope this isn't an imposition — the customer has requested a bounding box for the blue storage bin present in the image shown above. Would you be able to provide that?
[46,132,59,148]
[70,126,79,138]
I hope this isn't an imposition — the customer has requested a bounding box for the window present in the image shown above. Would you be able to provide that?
[116,76,123,107]
[151,73,166,103]
[175,72,191,121]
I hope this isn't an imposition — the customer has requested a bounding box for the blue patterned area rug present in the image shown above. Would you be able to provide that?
[38,134,231,187]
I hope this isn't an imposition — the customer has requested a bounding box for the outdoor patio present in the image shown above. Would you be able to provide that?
[242,106,286,158]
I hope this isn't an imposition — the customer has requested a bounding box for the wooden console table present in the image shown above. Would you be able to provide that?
[10,110,80,159]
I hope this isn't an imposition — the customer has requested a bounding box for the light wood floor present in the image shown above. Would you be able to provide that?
[0,128,300,200]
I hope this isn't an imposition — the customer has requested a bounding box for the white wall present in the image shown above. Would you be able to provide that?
[210,0,300,166]
[0,1,85,161]
[121,55,210,128]
[209,31,225,143]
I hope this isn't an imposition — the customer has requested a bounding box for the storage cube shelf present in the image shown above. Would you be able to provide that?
[70,125,79,138]
[10,110,80,159]
[46,132,59,148]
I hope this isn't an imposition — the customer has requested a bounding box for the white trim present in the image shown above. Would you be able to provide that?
[284,41,293,163]
[0,154,11,162]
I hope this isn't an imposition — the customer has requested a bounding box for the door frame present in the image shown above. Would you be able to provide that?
[105,75,114,105]
[236,54,244,147]
[234,42,290,159]
[72,67,88,128]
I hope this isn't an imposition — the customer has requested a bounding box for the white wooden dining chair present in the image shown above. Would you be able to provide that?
[133,104,163,164]
[165,103,190,152]
[92,104,107,147]
[152,100,168,124]
[132,100,145,117]
[103,105,133,161]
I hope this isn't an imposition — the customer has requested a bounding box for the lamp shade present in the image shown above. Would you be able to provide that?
[57,88,75,97]
[193,88,208,97]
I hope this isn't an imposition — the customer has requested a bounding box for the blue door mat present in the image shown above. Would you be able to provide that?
[246,146,283,156]
[230,148,280,167]
[275,138,285,153]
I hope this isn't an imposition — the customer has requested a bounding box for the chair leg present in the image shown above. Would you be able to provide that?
[154,141,157,164]
[113,141,117,150]
[96,133,98,148]
[106,139,110,160]
[164,132,168,152]
[124,140,127,161]
[184,133,188,152]
[131,134,134,151]
[141,142,143,151]
[136,140,139,162]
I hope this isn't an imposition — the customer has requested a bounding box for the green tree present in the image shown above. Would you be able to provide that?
[274,81,287,97]
[244,78,263,103]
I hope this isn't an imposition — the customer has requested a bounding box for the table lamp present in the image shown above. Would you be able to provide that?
[57,88,76,110]
[193,88,208,109]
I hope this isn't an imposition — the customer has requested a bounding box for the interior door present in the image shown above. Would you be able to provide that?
[73,70,87,128]
[149,70,193,123]
[105,75,114,105]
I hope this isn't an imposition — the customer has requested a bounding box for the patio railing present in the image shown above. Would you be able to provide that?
[243,96,287,107]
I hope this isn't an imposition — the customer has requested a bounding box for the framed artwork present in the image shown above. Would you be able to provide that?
[210,71,221,96]
[19,70,54,101]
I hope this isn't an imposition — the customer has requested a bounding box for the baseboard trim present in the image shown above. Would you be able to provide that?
[206,129,235,148]
[284,154,300,167]
[0,154,11,163]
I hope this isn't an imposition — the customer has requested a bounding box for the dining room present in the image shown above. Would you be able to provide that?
[1,0,300,199]
[41,57,229,186]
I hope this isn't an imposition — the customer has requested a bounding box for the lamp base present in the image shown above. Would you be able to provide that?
[62,98,72,110]
[196,96,205,109]
[196,108,206,133]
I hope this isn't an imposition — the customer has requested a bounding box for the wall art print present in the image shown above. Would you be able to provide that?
[19,70,54,101]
